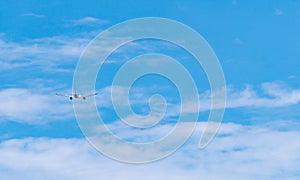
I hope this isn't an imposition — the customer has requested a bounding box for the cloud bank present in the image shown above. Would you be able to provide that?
[0,122,299,180]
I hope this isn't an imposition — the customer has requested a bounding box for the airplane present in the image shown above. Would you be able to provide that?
[56,90,98,100]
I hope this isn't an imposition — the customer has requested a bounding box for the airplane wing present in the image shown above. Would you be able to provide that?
[85,92,99,97]
[55,93,69,97]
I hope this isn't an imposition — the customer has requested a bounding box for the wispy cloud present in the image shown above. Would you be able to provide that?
[97,81,300,116]
[0,35,90,72]
[0,28,185,73]
[274,9,283,16]
[21,13,45,18]
[0,31,144,71]
[0,122,299,179]
[67,17,109,26]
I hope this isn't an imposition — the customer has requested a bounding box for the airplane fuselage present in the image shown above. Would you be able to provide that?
[56,90,97,101]
[70,94,86,100]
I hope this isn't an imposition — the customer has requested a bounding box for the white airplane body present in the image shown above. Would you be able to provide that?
[56,90,98,100]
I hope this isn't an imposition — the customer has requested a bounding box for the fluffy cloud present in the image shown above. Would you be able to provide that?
[0,88,73,123]
[226,82,300,108]
[196,81,300,112]
[0,122,299,180]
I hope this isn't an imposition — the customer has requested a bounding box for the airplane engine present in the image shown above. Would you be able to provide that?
[83,97,86,100]
[69,97,73,100]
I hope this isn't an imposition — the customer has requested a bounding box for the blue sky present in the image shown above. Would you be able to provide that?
[1,0,300,179]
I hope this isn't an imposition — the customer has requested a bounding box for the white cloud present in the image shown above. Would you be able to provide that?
[67,17,109,26]
[194,81,300,112]
[0,32,140,72]
[227,82,300,108]
[97,81,300,115]
[22,13,45,18]
[0,29,183,72]
[0,88,73,123]
[0,35,91,72]
[0,122,299,179]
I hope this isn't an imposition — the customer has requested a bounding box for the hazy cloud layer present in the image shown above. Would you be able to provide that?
[0,122,299,180]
